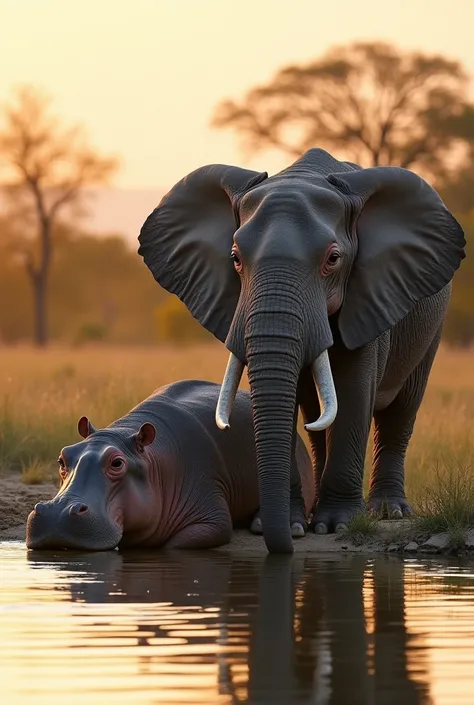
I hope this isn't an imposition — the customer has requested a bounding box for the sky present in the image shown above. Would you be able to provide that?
[2,0,474,190]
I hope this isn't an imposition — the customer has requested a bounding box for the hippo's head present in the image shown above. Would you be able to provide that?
[26,417,156,551]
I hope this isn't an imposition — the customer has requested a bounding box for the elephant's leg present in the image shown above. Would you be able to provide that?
[250,404,307,538]
[289,449,307,537]
[310,344,377,534]
[368,402,416,518]
[368,329,442,518]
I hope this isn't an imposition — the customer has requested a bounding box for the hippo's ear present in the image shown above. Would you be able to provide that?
[132,423,156,452]
[77,416,97,439]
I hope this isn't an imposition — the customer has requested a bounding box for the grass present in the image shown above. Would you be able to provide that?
[21,458,58,486]
[0,342,234,474]
[0,343,473,536]
[338,511,379,546]
[412,459,474,544]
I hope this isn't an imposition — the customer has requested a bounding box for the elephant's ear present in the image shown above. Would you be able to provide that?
[327,167,466,350]
[138,164,268,342]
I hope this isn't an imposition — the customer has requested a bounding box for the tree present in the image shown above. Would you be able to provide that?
[212,42,474,181]
[0,86,118,346]
[0,221,168,345]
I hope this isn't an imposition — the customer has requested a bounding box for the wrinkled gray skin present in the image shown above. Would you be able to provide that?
[26,380,313,551]
[138,148,466,554]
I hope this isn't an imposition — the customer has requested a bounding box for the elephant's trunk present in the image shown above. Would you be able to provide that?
[220,266,335,554]
[244,279,306,553]
[247,344,299,554]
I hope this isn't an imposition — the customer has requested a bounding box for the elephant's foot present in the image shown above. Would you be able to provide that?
[309,500,364,534]
[367,495,412,519]
[250,510,306,539]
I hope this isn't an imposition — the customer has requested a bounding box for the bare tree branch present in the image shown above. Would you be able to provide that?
[211,41,474,181]
[0,85,119,346]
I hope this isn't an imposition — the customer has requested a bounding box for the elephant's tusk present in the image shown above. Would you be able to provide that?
[304,350,338,431]
[215,353,245,430]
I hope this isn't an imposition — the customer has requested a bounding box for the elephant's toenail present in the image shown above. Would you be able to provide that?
[291,523,305,538]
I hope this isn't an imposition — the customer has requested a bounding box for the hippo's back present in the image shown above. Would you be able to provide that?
[150,380,254,442]
[110,380,254,445]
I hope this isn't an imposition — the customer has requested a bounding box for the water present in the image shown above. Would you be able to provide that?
[2,545,474,705]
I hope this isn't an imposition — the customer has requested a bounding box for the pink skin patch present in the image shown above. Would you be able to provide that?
[112,507,124,530]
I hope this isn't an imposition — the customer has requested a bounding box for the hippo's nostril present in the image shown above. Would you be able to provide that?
[69,502,89,516]
[34,502,47,515]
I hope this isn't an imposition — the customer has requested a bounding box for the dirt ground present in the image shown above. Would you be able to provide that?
[4,475,472,557]
[0,474,408,553]
[0,474,58,540]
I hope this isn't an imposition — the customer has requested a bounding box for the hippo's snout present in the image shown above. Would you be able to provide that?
[26,499,123,551]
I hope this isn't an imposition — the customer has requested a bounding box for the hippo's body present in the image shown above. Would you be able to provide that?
[27,380,314,551]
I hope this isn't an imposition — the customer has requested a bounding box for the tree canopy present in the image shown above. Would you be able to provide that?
[213,42,474,183]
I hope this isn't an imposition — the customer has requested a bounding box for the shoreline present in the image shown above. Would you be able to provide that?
[2,474,473,556]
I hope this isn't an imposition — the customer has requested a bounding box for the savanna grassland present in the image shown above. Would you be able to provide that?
[0,343,473,509]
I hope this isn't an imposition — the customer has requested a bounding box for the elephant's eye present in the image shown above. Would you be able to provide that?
[322,245,342,276]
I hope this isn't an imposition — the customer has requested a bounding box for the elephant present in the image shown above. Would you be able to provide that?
[138,147,466,554]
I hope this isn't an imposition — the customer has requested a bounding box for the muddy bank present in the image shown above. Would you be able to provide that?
[0,475,57,540]
[1,474,473,556]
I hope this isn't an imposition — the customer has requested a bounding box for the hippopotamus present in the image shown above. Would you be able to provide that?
[26,380,314,551]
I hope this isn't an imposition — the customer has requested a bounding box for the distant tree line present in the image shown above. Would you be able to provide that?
[213,40,474,346]
[0,41,473,347]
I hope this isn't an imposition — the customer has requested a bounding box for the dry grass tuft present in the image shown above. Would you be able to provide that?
[339,511,379,545]
[21,459,57,486]
[413,459,474,537]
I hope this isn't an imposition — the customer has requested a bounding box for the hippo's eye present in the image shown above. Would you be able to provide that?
[230,248,242,272]
[58,457,68,481]
[110,458,124,469]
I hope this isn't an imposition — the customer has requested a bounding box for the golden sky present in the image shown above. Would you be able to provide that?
[2,0,474,188]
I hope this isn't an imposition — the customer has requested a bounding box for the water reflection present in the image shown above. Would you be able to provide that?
[2,544,474,704]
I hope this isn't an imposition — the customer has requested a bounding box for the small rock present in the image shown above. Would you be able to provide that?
[421,533,449,553]
[341,544,348,550]
[387,543,400,553]
[404,541,419,553]
[465,530,474,549]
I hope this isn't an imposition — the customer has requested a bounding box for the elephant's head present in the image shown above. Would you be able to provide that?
[138,148,465,553]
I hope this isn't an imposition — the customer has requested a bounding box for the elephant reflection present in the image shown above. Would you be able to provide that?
[27,550,431,703]
[294,557,432,705]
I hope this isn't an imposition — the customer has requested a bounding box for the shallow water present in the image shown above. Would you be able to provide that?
[2,545,474,704]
